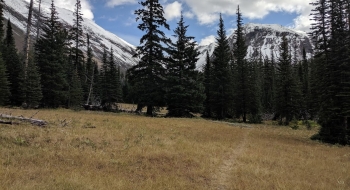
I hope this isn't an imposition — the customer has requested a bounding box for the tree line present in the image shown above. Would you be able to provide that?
[126,0,350,145]
[0,0,349,145]
[0,0,122,111]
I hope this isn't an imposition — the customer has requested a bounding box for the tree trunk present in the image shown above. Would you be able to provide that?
[0,114,46,126]
[146,105,153,116]
[35,0,42,41]
[24,0,34,75]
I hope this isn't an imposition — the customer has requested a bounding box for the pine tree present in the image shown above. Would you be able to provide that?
[69,69,83,109]
[232,6,260,122]
[203,50,212,117]
[275,35,299,125]
[99,48,109,107]
[165,14,204,117]
[21,52,42,108]
[107,47,120,110]
[0,0,5,49]
[35,0,69,107]
[85,34,94,105]
[71,0,85,84]
[116,65,123,103]
[128,0,170,116]
[310,0,350,144]
[3,20,23,106]
[208,14,233,119]
[0,52,10,106]
[261,56,276,114]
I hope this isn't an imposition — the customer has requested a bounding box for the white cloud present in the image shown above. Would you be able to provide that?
[292,6,314,32]
[199,35,216,46]
[106,0,137,7]
[181,0,312,28]
[164,1,182,21]
[183,11,194,19]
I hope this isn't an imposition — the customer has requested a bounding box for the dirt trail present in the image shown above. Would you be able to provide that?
[212,127,252,190]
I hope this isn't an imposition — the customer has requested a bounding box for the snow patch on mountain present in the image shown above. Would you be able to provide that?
[197,23,313,69]
[3,0,139,69]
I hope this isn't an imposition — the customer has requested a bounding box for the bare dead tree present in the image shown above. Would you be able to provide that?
[23,0,34,75]
[35,0,42,41]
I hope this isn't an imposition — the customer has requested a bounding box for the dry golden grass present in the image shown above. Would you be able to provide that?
[0,108,349,190]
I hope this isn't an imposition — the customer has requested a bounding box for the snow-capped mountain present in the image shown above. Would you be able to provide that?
[3,0,313,71]
[196,23,313,70]
[3,0,139,70]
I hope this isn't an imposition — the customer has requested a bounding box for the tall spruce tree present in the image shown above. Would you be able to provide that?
[99,48,122,110]
[261,56,276,114]
[71,0,85,84]
[99,47,109,108]
[21,52,42,108]
[36,0,69,107]
[203,50,212,117]
[128,0,170,115]
[69,69,83,109]
[0,52,10,106]
[232,6,260,122]
[275,35,299,125]
[3,20,23,106]
[165,14,204,117]
[0,1,9,106]
[310,0,350,144]
[0,0,4,49]
[210,14,233,119]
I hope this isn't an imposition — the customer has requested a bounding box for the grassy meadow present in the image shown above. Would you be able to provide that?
[0,107,349,190]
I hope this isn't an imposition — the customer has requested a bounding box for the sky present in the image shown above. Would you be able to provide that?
[45,0,314,47]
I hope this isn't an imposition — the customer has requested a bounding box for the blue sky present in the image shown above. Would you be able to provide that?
[53,0,313,47]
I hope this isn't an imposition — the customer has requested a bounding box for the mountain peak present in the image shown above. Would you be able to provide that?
[196,23,313,69]
[3,0,139,70]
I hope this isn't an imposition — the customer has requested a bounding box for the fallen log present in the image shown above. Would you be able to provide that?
[0,114,47,127]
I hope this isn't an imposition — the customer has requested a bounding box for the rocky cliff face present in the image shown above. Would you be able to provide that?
[196,23,313,69]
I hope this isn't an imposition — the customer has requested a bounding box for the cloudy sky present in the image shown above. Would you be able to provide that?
[47,0,313,46]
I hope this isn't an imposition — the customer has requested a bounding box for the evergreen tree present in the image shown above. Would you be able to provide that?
[99,48,109,107]
[3,20,23,106]
[203,50,212,117]
[165,14,204,117]
[128,0,170,116]
[310,0,350,144]
[248,58,262,123]
[69,69,83,109]
[209,14,233,119]
[232,6,260,122]
[35,0,69,107]
[85,34,95,105]
[261,56,276,114]
[71,0,85,83]
[298,48,310,119]
[21,52,42,108]
[116,65,123,103]
[99,48,122,110]
[275,35,299,125]
[0,52,10,106]
[0,0,5,49]
[107,47,120,109]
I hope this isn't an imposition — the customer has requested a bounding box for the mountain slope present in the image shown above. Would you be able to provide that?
[3,0,139,70]
[197,23,313,69]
